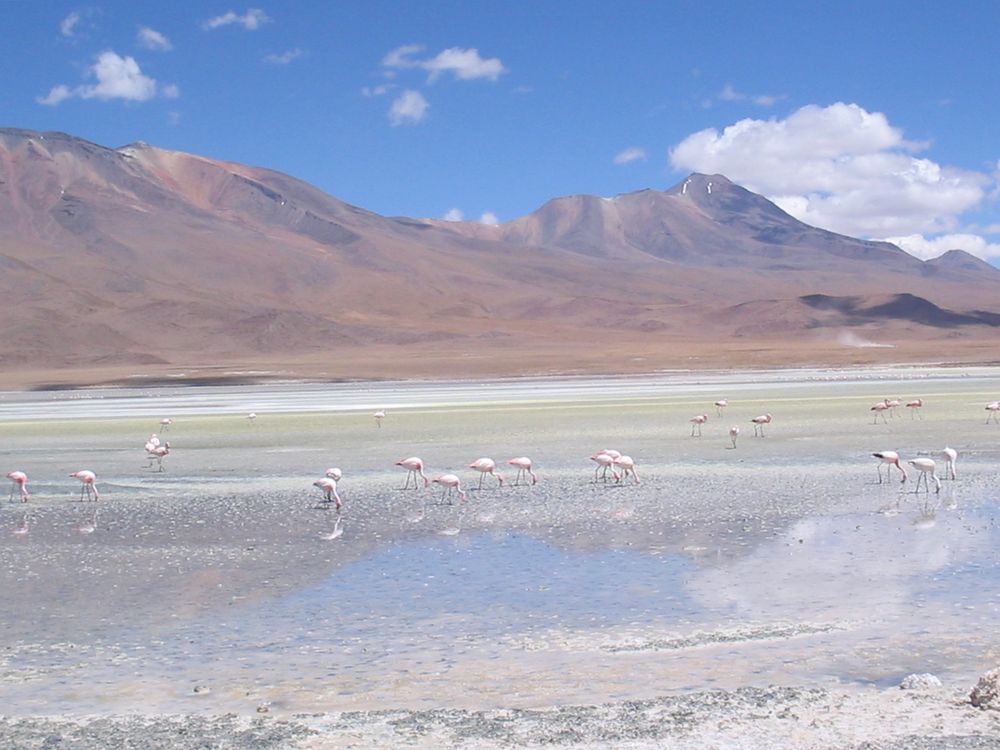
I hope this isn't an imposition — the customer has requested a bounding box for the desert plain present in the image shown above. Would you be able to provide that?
[1,367,999,749]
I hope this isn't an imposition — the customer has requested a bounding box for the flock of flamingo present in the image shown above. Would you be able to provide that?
[3,395,996,514]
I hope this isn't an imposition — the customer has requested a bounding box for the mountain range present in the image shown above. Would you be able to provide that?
[2,127,999,387]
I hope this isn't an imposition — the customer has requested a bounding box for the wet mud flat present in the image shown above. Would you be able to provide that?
[1,368,1000,747]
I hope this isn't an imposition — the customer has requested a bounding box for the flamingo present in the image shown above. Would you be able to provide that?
[885,398,901,418]
[590,451,616,482]
[160,418,173,431]
[469,458,504,488]
[613,455,639,484]
[751,413,772,436]
[247,412,257,425]
[908,458,941,494]
[148,442,170,472]
[906,399,923,419]
[729,426,739,449]
[70,470,100,501]
[432,474,467,504]
[325,467,343,481]
[507,457,537,485]
[871,401,890,424]
[940,447,958,480]
[714,400,728,416]
[6,471,28,502]
[689,414,708,437]
[396,457,430,489]
[374,410,385,428]
[873,451,907,484]
[313,477,343,509]
[987,402,1000,424]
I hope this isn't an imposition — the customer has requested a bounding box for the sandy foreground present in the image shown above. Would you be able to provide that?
[1,367,999,748]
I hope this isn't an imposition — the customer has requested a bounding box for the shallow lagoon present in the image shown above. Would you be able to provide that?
[1,367,999,717]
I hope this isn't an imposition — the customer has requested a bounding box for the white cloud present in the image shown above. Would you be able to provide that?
[264,48,304,65]
[60,12,81,37]
[388,89,428,126]
[362,84,393,97]
[442,208,464,222]
[479,211,499,226]
[669,102,993,256]
[717,83,784,107]
[37,51,176,105]
[203,9,270,31]
[138,26,172,51]
[382,44,506,82]
[614,147,647,165]
[884,233,1000,262]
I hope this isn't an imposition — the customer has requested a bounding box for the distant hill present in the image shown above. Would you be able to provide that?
[2,128,999,386]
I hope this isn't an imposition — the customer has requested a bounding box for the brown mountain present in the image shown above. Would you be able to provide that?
[1,128,999,387]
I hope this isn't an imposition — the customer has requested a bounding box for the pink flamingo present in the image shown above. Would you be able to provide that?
[613,455,639,484]
[873,451,907,484]
[313,477,343,509]
[906,399,923,419]
[590,451,616,482]
[396,457,430,489]
[751,413,772,436]
[160,418,173,431]
[908,458,941,494]
[871,401,890,424]
[374,410,385,428]
[325,467,343,481]
[885,398,901,418]
[714,400,728,416]
[940,447,957,480]
[986,401,1000,424]
[689,414,708,436]
[432,474,467,504]
[728,426,739,449]
[70,470,100,501]
[6,471,28,502]
[507,457,537,485]
[148,442,170,471]
[469,458,504,488]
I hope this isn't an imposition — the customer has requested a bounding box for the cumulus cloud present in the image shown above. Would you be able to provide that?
[263,48,304,65]
[479,211,499,225]
[382,44,506,82]
[60,12,81,37]
[442,208,464,222]
[203,8,270,30]
[37,50,176,105]
[669,102,994,257]
[388,89,428,126]
[138,26,172,51]
[614,147,647,165]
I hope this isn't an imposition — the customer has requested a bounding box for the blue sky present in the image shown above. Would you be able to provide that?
[5,1,1000,261]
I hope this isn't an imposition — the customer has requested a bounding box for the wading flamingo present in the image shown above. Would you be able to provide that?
[591,452,616,482]
[374,410,385,428]
[70,470,100,501]
[751,414,772,437]
[873,451,907,484]
[160,418,173,431]
[396,457,430,489]
[613,455,639,484]
[729,426,739,449]
[247,412,257,425]
[871,401,890,424]
[313,477,343,509]
[906,399,923,419]
[148,442,170,472]
[325,467,343,481]
[6,471,28,502]
[689,414,708,437]
[940,447,958,480]
[507,457,537,486]
[469,458,504,488]
[714,400,728,416]
[885,398,901,418]
[987,402,1000,424]
[432,474,467,504]
[908,458,941,494]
